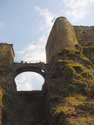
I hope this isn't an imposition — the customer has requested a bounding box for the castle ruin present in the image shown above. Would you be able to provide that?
[0,17,94,125]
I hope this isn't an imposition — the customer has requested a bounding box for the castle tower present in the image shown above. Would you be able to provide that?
[0,43,16,92]
[46,17,78,62]
[0,43,15,65]
[0,43,16,125]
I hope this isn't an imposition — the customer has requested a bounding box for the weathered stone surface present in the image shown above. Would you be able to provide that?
[74,26,94,46]
[44,50,94,125]
[3,91,46,125]
[45,17,94,125]
[46,17,78,62]
[46,17,94,63]
[0,43,14,65]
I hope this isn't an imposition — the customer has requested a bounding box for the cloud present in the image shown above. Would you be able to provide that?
[34,1,94,27]
[62,0,94,23]
[35,6,54,33]
[16,7,54,63]
[16,35,46,63]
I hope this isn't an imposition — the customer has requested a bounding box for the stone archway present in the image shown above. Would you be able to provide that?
[13,62,46,91]
[13,62,46,78]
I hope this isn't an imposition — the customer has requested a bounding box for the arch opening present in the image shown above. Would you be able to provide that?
[15,71,45,91]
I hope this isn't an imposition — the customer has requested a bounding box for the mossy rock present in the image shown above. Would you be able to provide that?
[63,66,75,81]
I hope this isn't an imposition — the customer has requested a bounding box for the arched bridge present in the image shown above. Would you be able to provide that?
[13,62,46,78]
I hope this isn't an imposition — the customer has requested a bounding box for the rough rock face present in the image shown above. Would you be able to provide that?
[44,48,94,125]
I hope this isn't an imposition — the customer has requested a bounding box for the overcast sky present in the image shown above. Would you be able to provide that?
[0,0,94,91]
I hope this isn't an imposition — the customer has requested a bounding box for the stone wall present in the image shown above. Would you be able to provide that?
[74,26,94,46]
[3,91,46,125]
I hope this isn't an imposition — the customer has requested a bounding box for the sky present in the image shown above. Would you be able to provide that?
[0,0,94,91]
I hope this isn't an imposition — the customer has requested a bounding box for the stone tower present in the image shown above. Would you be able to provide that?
[0,43,16,91]
[0,43,14,65]
[46,17,78,62]
[0,43,16,125]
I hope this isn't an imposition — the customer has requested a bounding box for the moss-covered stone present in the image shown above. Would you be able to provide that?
[45,44,94,125]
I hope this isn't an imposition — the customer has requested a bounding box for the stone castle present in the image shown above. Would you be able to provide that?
[0,17,94,125]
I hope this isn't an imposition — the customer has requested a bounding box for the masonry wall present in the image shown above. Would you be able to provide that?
[12,91,46,125]
[74,26,94,46]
